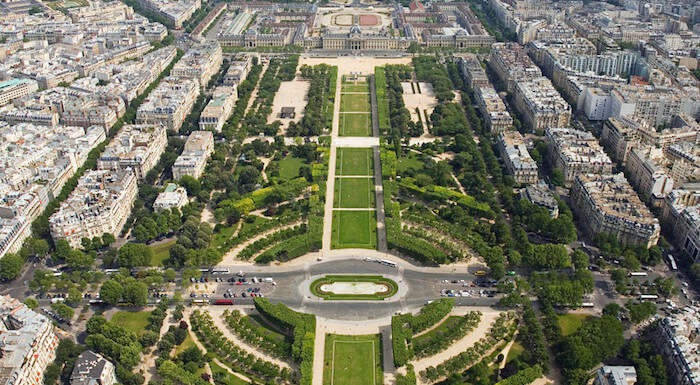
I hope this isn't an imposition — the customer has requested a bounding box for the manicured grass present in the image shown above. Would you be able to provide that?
[557,313,590,336]
[277,156,305,180]
[209,360,250,385]
[339,113,371,136]
[340,93,370,112]
[212,224,237,249]
[334,178,375,208]
[111,311,150,336]
[310,275,398,300]
[174,333,196,355]
[149,240,175,266]
[397,153,423,174]
[506,341,524,363]
[247,314,288,343]
[323,334,383,385]
[336,148,373,176]
[331,211,377,249]
[342,83,369,93]
[412,316,462,345]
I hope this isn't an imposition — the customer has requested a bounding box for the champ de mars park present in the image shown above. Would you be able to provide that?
[0,1,694,385]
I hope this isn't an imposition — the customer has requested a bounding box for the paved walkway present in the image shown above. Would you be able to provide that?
[321,69,342,254]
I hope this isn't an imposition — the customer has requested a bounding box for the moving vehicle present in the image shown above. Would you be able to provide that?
[474,270,487,276]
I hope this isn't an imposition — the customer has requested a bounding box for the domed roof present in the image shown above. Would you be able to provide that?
[349,24,362,34]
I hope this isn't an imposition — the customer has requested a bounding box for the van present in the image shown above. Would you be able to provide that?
[263,278,273,283]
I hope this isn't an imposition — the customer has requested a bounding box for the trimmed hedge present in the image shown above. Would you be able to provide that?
[254,298,316,385]
[410,298,454,333]
[495,365,543,385]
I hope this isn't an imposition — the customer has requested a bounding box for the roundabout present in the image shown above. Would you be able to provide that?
[310,275,398,300]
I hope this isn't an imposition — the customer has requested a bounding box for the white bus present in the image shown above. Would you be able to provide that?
[379,259,397,268]
[630,272,648,277]
[667,254,678,270]
[211,267,229,274]
[581,302,595,307]
[639,294,659,301]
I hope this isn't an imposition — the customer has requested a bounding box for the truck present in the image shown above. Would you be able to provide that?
[639,294,658,301]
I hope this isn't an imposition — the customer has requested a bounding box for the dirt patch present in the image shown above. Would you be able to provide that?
[299,56,412,76]
[359,14,379,26]
[268,79,310,130]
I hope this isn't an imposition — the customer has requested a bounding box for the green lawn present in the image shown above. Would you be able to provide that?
[331,211,377,249]
[277,156,305,180]
[412,316,463,346]
[174,333,196,355]
[342,83,369,93]
[149,240,175,266]
[341,93,370,112]
[397,153,423,174]
[506,341,524,363]
[212,223,238,248]
[334,178,375,208]
[323,334,382,385]
[310,275,398,300]
[340,113,371,136]
[336,148,373,176]
[209,360,249,385]
[111,311,150,336]
[247,314,288,343]
[557,313,590,336]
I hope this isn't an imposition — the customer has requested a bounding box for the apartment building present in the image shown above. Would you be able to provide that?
[655,306,700,385]
[497,130,538,184]
[172,131,214,180]
[70,350,117,385]
[489,42,542,92]
[199,86,237,132]
[594,366,637,385]
[625,145,674,204]
[545,127,613,185]
[457,53,489,89]
[97,124,167,179]
[570,173,660,247]
[172,42,223,87]
[0,78,38,106]
[49,169,137,248]
[137,0,201,28]
[475,86,513,133]
[520,182,559,218]
[667,142,700,183]
[611,85,699,127]
[222,55,252,87]
[513,77,571,131]
[0,295,59,385]
[136,76,199,131]
[153,183,188,212]
[601,117,641,163]
[663,189,700,262]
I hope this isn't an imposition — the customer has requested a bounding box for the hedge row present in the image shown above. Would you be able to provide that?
[495,365,543,385]
[420,312,516,382]
[414,311,481,358]
[403,226,466,262]
[254,233,312,264]
[398,178,493,219]
[223,310,292,358]
[392,313,413,367]
[375,66,391,134]
[253,298,316,385]
[190,310,289,383]
[238,225,307,260]
[410,298,454,333]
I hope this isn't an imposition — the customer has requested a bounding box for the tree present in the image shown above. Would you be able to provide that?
[23,297,38,310]
[65,250,95,269]
[102,233,116,247]
[117,243,153,268]
[654,277,676,298]
[122,281,148,306]
[99,279,123,305]
[0,253,23,281]
[54,239,72,261]
[51,302,74,320]
[571,249,589,270]
[180,175,201,196]
[602,303,623,318]
[551,168,564,186]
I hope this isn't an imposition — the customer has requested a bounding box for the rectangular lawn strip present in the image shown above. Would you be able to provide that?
[342,84,369,93]
[336,147,373,176]
[334,178,375,208]
[323,333,383,385]
[339,113,371,136]
[110,311,150,336]
[340,93,370,112]
[331,210,377,249]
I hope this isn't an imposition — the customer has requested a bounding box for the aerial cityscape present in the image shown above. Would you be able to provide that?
[0,0,698,384]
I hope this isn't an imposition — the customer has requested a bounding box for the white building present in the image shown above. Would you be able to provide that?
[172,131,214,180]
[0,295,59,385]
[97,124,167,179]
[153,183,188,212]
[198,86,237,132]
[583,87,613,121]
[0,79,38,107]
[49,169,138,248]
[594,366,637,385]
[497,130,538,184]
